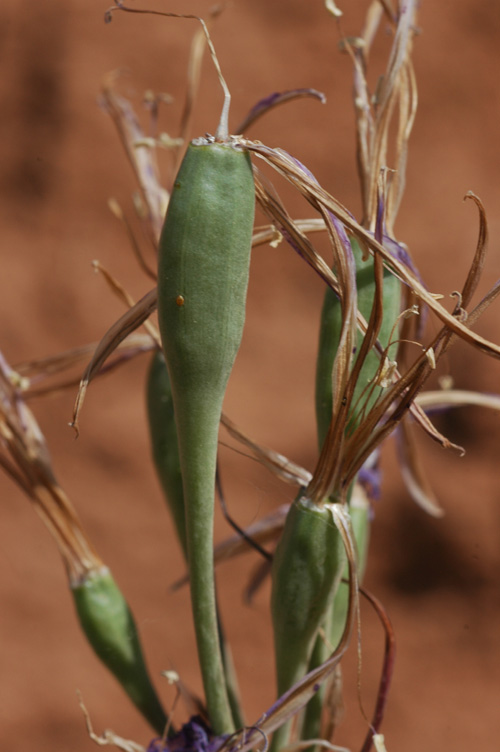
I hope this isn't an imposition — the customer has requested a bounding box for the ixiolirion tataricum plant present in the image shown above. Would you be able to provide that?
[74,2,500,749]
[4,2,500,752]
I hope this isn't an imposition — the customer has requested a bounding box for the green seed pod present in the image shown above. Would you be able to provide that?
[271,495,346,696]
[312,232,400,672]
[72,568,166,734]
[270,496,346,751]
[302,237,401,746]
[146,349,187,557]
[299,492,370,747]
[157,138,255,735]
[315,236,401,449]
[315,237,400,595]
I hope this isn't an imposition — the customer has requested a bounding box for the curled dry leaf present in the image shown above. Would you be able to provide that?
[236,89,326,135]
[71,288,158,434]
[92,260,161,347]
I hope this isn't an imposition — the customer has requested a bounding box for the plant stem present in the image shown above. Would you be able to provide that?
[180,396,235,735]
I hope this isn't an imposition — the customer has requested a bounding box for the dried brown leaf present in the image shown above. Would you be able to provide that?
[176,5,225,166]
[71,288,158,434]
[79,692,146,752]
[92,261,161,347]
[459,193,488,309]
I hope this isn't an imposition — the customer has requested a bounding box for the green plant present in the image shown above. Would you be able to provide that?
[158,138,255,735]
[2,3,500,752]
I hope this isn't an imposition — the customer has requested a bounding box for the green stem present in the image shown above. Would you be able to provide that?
[218,612,245,730]
[299,625,330,747]
[147,350,241,731]
[178,394,234,735]
[147,350,187,555]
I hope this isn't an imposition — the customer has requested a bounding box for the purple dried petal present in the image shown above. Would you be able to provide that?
[358,450,381,504]
[285,151,356,268]
[375,184,385,244]
[377,233,428,335]
[236,89,326,133]
[147,716,227,752]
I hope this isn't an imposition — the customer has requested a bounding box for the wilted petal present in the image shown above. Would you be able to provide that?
[236,89,326,134]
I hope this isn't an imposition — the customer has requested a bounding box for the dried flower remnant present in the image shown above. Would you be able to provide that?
[147,716,222,752]
[235,88,326,134]
[101,73,169,246]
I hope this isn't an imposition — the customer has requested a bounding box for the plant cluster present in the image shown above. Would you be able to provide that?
[1,3,499,752]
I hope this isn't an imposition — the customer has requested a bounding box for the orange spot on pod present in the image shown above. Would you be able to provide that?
[176,295,185,307]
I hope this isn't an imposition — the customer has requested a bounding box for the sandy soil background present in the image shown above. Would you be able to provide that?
[1,1,499,750]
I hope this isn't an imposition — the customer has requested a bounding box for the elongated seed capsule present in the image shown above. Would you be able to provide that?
[146,349,187,557]
[302,238,401,745]
[302,485,371,748]
[157,138,255,735]
[299,519,370,747]
[271,495,346,711]
[72,568,167,734]
[315,236,401,448]
[270,496,346,752]
[314,235,400,653]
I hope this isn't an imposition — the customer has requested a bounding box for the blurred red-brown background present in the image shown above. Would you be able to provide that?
[1,1,499,750]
